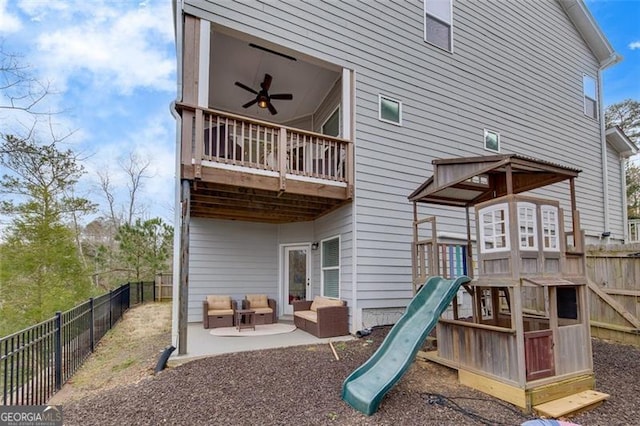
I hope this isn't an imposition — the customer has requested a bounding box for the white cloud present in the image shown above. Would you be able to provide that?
[0,0,22,33]
[629,41,640,50]
[21,1,175,95]
[5,1,177,223]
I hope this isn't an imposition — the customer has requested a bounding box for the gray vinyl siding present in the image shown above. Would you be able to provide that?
[189,217,350,322]
[606,145,625,241]
[188,218,279,322]
[185,0,610,311]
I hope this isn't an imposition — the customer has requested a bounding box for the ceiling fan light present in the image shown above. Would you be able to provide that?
[258,98,268,108]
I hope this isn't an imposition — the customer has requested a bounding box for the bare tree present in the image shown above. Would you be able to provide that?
[0,44,55,122]
[98,168,121,227]
[121,152,151,225]
[1,43,63,158]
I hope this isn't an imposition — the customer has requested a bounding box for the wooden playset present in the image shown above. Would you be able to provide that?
[409,154,609,417]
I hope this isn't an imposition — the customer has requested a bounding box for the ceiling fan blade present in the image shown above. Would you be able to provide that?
[270,93,293,100]
[242,98,258,108]
[267,102,277,115]
[261,73,273,91]
[235,82,258,94]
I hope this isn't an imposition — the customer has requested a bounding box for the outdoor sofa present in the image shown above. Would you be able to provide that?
[293,296,349,338]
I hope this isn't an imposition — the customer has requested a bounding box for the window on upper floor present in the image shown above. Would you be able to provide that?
[322,106,340,137]
[583,74,598,120]
[424,0,453,52]
[379,95,402,125]
[484,129,500,153]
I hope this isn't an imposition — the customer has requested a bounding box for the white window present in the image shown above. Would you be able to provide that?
[424,0,453,52]
[321,236,340,298]
[322,106,340,137]
[583,74,598,120]
[517,202,537,250]
[479,203,510,253]
[378,95,402,125]
[484,129,500,153]
[541,205,559,251]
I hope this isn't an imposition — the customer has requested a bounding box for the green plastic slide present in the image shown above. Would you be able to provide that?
[341,275,471,416]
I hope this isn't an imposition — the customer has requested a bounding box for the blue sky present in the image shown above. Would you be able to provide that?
[586,0,640,105]
[0,0,176,223]
[0,0,638,223]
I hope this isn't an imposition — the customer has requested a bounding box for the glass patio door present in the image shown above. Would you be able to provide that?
[283,245,310,315]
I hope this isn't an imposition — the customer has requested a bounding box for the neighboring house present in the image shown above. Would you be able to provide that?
[605,126,638,241]
[170,0,633,354]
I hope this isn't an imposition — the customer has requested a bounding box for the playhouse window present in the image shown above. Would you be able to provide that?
[518,202,537,250]
[541,206,559,251]
[557,286,579,325]
[479,203,510,253]
[321,236,340,298]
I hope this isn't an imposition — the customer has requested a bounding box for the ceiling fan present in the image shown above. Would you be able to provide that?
[234,73,293,115]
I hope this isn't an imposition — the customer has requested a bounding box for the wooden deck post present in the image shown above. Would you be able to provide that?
[512,284,527,387]
[178,179,191,355]
[194,109,204,179]
[465,206,473,279]
[411,201,420,294]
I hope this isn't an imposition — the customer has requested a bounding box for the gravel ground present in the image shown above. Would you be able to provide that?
[61,326,640,426]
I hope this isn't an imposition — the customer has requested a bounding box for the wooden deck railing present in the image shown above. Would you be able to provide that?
[629,219,640,243]
[178,104,353,187]
[412,216,472,293]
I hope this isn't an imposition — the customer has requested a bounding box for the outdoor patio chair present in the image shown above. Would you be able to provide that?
[242,294,277,325]
[203,295,237,329]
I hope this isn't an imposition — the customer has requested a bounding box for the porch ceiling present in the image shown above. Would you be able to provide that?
[188,181,347,223]
[209,30,341,124]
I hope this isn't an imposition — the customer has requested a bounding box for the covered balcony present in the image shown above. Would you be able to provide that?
[176,17,353,223]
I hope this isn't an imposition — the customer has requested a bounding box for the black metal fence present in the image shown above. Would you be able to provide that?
[0,281,155,405]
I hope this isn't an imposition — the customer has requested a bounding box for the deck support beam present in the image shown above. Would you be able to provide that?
[178,179,191,355]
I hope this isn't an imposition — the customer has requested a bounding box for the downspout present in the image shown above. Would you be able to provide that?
[345,68,359,333]
[597,69,610,241]
[597,53,622,241]
[621,154,629,242]
[170,0,185,352]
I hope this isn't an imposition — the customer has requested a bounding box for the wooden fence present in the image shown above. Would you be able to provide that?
[155,273,173,301]
[586,243,640,345]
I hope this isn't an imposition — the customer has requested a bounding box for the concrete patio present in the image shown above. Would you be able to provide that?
[169,316,354,365]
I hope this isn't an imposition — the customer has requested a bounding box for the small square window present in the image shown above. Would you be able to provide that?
[484,129,500,153]
[379,95,402,125]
